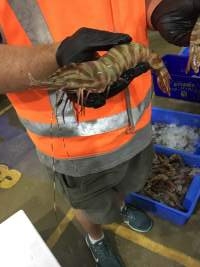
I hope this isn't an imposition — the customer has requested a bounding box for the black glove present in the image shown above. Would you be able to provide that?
[56,27,149,109]
[56,28,149,108]
[151,0,200,47]
[56,27,132,66]
[67,62,150,108]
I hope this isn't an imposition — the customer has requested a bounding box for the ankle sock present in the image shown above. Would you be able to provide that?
[88,233,104,244]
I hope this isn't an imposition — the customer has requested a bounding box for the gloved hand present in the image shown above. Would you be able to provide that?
[56,27,132,66]
[56,27,150,108]
[151,0,200,47]
[67,62,150,108]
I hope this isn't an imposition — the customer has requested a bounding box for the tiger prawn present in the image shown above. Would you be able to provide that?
[29,42,171,108]
[186,17,200,74]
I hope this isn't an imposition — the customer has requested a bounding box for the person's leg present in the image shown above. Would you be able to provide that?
[75,209,103,240]
[74,196,124,267]
[47,148,152,266]
[56,171,125,267]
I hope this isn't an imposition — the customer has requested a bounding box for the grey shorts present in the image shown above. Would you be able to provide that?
[49,143,153,224]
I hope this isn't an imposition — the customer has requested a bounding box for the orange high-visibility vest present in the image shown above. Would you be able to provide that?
[0,0,152,176]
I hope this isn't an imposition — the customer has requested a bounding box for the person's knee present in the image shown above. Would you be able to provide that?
[84,193,123,225]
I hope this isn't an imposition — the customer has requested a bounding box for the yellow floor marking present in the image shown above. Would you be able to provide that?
[105,223,200,267]
[0,165,22,189]
[47,211,200,267]
[0,104,12,116]
[47,208,74,249]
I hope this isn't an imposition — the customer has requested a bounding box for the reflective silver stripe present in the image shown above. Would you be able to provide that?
[8,0,53,44]
[20,89,152,137]
[37,124,152,177]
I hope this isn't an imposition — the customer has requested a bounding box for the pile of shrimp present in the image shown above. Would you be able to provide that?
[141,153,199,210]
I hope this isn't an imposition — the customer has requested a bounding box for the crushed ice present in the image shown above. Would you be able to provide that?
[152,123,200,152]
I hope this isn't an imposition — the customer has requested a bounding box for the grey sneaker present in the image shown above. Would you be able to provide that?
[121,204,153,233]
[85,234,124,267]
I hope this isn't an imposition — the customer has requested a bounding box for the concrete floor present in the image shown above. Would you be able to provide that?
[1,32,200,267]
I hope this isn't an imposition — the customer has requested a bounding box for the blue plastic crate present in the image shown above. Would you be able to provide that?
[152,107,200,155]
[179,47,189,56]
[153,54,200,102]
[126,146,200,225]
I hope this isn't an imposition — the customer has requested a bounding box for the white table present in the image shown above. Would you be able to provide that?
[0,210,61,267]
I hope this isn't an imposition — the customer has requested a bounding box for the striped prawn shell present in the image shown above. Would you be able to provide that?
[30,42,171,95]
[186,16,200,74]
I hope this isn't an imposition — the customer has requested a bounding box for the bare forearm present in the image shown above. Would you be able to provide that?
[0,43,59,93]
